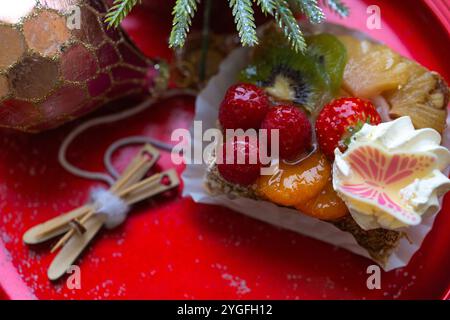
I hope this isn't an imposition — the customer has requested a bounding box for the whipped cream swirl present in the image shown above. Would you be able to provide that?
[333,116,450,230]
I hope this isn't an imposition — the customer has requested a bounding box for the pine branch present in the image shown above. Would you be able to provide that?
[169,0,200,48]
[105,0,141,28]
[273,0,306,52]
[229,0,259,46]
[256,0,276,14]
[293,0,325,23]
[104,0,349,55]
[322,0,349,17]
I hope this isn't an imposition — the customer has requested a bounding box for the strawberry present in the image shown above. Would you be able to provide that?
[261,105,312,160]
[219,83,270,130]
[217,137,262,186]
[315,97,381,160]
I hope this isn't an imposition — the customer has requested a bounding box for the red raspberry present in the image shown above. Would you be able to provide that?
[315,97,382,160]
[261,105,312,160]
[219,83,270,130]
[217,138,261,186]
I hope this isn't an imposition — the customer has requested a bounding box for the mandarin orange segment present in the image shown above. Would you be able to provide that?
[295,179,349,221]
[256,152,331,207]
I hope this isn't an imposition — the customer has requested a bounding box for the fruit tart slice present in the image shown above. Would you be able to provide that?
[203,25,450,267]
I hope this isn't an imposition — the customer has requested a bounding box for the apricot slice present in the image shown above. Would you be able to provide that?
[295,179,349,221]
[257,151,331,207]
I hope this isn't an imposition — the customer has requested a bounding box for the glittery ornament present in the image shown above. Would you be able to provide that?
[0,0,167,132]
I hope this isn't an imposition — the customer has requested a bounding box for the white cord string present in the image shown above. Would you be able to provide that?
[104,136,173,179]
[58,88,197,186]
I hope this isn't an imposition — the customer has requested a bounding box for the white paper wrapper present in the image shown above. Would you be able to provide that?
[182,24,450,271]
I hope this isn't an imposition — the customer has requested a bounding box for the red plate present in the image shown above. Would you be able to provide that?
[0,0,449,300]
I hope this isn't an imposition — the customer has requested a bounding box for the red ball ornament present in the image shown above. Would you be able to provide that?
[0,0,166,132]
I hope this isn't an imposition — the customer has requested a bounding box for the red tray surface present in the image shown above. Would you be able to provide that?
[0,0,449,300]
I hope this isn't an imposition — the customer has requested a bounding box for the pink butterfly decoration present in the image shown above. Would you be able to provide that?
[339,145,436,225]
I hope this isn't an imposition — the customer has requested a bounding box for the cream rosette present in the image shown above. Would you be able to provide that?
[333,116,450,230]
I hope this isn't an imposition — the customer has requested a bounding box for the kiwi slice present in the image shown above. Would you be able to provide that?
[239,30,347,113]
[306,33,347,95]
[239,51,327,112]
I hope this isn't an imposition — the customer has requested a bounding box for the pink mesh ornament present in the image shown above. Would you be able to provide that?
[0,0,167,132]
